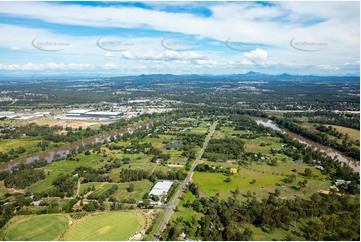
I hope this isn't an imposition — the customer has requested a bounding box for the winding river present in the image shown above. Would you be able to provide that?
[0,120,161,171]
[255,118,360,173]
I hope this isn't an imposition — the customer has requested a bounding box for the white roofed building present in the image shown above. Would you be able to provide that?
[65,109,123,120]
[149,181,173,205]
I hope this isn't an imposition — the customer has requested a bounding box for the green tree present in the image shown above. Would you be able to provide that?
[304,168,313,177]
[127,183,135,192]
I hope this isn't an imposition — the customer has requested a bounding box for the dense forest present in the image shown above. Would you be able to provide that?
[163,184,360,241]
[203,138,245,162]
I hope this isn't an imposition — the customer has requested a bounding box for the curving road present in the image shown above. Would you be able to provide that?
[153,120,218,240]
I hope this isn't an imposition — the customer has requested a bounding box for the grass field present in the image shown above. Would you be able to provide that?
[0,138,40,153]
[86,183,118,198]
[112,180,153,202]
[243,136,285,154]
[4,214,68,241]
[63,211,141,240]
[44,153,105,173]
[330,125,360,141]
[27,169,62,193]
[250,225,292,241]
[81,180,153,202]
[193,162,330,201]
[171,190,202,223]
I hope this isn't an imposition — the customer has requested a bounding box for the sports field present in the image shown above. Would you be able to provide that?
[4,214,68,241]
[64,211,141,240]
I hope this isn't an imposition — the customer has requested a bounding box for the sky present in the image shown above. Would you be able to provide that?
[0,0,359,76]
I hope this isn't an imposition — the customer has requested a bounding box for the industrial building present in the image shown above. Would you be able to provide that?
[65,109,123,120]
[149,181,173,205]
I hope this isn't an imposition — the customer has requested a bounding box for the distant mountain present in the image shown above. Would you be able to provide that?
[0,72,359,83]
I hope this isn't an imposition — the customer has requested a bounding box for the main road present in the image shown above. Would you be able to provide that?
[153,120,218,240]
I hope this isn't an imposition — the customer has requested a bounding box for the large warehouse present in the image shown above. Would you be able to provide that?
[149,181,173,205]
[66,109,123,120]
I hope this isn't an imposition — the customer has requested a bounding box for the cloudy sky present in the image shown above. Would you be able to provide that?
[0,1,359,76]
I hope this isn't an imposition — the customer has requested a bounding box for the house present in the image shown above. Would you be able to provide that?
[335,179,351,186]
[30,200,42,206]
[316,166,325,171]
[230,168,238,174]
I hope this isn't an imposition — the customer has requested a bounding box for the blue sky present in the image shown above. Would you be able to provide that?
[0,1,359,76]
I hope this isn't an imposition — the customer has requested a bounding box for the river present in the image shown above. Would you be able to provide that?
[255,118,360,173]
[0,120,161,171]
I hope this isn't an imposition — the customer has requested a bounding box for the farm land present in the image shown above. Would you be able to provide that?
[0,115,213,240]
[165,115,355,241]
[0,112,359,241]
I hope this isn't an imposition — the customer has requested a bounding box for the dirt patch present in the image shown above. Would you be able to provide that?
[167,164,184,168]
[31,120,112,129]
[8,188,26,194]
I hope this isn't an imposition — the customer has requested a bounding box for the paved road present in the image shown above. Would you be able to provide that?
[153,120,218,240]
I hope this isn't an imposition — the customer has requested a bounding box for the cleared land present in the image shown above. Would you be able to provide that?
[193,121,331,201]
[31,119,111,129]
[330,125,360,141]
[63,211,141,240]
[4,214,68,241]
[193,162,330,201]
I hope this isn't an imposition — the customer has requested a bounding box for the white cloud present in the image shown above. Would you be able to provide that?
[0,1,358,48]
[317,65,341,70]
[0,1,358,75]
[193,59,217,66]
[104,52,114,58]
[120,51,133,59]
[120,50,214,65]
[0,62,92,71]
[243,49,268,65]
[10,46,20,50]
[102,63,118,69]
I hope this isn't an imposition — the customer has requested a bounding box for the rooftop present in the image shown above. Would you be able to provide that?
[86,111,123,116]
[66,109,94,114]
[149,181,173,197]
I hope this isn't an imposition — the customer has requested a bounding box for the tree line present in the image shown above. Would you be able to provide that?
[164,183,359,241]
[120,168,186,182]
[272,117,359,160]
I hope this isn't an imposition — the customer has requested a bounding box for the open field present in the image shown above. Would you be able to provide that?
[171,190,202,223]
[330,125,360,141]
[3,214,68,241]
[0,138,40,153]
[82,180,153,202]
[30,119,112,129]
[63,211,141,240]
[27,169,62,194]
[193,161,330,201]
[44,153,105,173]
[250,225,292,241]
[86,183,117,198]
[112,180,153,202]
